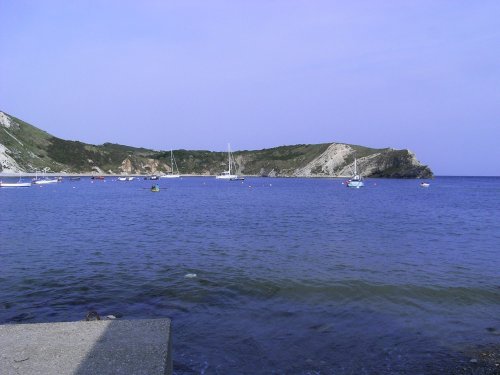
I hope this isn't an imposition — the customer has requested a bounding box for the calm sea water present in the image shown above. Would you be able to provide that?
[1,176,499,374]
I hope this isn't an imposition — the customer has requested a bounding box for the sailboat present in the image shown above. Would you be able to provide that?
[0,173,31,188]
[346,158,364,188]
[32,168,59,185]
[216,144,244,180]
[160,150,180,178]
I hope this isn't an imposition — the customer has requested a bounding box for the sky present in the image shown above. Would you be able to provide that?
[1,1,499,176]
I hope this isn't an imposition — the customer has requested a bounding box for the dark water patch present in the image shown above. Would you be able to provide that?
[213,277,500,307]
[87,260,111,266]
[40,268,68,276]
[9,312,36,323]
[1,302,14,310]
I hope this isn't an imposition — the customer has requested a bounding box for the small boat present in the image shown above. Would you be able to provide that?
[420,182,430,188]
[32,168,60,185]
[32,178,59,185]
[216,143,243,180]
[0,173,32,188]
[149,175,159,180]
[346,158,364,188]
[216,171,238,180]
[117,176,135,181]
[31,178,61,185]
[160,150,181,178]
[151,184,160,192]
[69,177,81,181]
[91,175,105,180]
[0,181,31,188]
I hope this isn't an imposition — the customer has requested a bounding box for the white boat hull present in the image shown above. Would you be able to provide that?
[160,175,180,178]
[0,182,32,188]
[32,179,59,185]
[347,180,364,188]
[346,159,364,188]
[217,144,243,180]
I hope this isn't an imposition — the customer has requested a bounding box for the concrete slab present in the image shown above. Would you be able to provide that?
[0,319,172,375]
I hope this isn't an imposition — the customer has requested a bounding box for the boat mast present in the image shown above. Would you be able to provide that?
[170,150,174,175]
[228,143,231,175]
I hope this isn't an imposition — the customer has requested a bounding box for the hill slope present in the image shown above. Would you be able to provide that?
[0,111,432,178]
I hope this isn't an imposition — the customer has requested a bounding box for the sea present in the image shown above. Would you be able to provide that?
[1,176,499,374]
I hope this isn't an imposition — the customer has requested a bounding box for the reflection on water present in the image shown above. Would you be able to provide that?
[1,177,499,374]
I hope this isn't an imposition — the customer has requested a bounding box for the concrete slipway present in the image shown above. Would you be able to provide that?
[0,319,172,375]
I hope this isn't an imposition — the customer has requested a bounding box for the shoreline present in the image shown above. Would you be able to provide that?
[0,172,432,179]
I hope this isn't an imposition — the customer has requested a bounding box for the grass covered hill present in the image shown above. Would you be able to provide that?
[0,111,433,178]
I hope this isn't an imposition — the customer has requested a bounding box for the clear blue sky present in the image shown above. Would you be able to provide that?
[1,1,499,175]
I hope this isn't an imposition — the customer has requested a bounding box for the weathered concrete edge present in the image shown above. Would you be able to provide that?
[0,318,172,375]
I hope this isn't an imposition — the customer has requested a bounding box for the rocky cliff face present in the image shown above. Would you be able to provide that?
[293,143,353,176]
[0,111,433,178]
[1,111,61,173]
[288,144,432,178]
[0,113,21,173]
[119,157,170,175]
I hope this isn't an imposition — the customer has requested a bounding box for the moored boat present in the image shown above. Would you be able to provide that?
[1,173,32,187]
[216,171,238,179]
[117,176,135,181]
[160,150,181,178]
[0,181,31,188]
[32,168,60,184]
[346,158,364,188]
[32,178,59,185]
[216,144,244,180]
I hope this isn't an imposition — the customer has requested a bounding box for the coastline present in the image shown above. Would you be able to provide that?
[0,172,427,179]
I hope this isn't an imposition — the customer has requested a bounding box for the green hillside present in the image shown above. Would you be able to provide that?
[0,111,433,178]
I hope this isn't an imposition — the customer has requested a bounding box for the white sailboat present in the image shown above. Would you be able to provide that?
[0,173,31,188]
[32,168,59,185]
[32,179,59,185]
[0,181,32,187]
[346,157,364,188]
[216,144,244,180]
[161,150,180,178]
